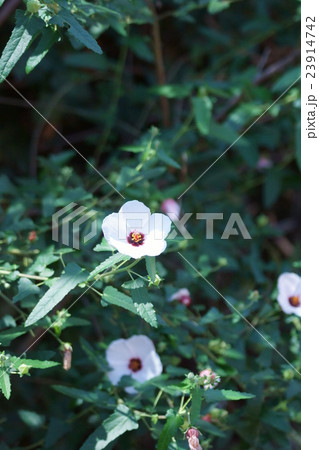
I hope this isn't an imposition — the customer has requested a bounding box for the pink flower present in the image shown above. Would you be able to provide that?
[199,369,221,390]
[186,429,202,450]
[257,156,273,170]
[169,288,191,306]
[201,414,211,423]
[161,198,181,220]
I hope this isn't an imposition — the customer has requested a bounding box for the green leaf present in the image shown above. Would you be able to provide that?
[134,303,157,328]
[25,263,87,326]
[44,417,72,448]
[80,404,139,450]
[263,171,282,208]
[130,287,150,303]
[88,253,130,280]
[0,10,44,81]
[13,277,40,303]
[101,286,137,314]
[26,28,59,74]
[0,325,29,346]
[145,256,156,282]
[93,238,115,252]
[52,385,110,407]
[205,389,255,402]
[192,96,213,135]
[0,371,11,399]
[57,9,102,55]
[157,410,183,450]
[122,278,145,289]
[10,357,59,370]
[190,386,202,423]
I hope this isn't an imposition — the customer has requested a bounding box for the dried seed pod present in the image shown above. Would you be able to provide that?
[62,343,72,371]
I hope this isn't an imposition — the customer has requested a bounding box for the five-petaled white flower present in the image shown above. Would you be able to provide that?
[106,335,163,394]
[277,272,301,317]
[169,288,192,306]
[102,200,171,259]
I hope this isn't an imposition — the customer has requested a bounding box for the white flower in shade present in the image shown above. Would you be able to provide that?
[106,335,163,394]
[277,272,301,316]
[161,198,181,220]
[169,288,191,306]
[102,200,171,259]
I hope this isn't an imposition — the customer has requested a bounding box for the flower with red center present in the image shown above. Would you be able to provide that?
[161,198,181,220]
[106,335,163,394]
[277,272,301,317]
[199,368,221,390]
[169,288,191,306]
[102,200,171,259]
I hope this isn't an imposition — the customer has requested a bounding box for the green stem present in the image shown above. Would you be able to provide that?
[0,269,48,281]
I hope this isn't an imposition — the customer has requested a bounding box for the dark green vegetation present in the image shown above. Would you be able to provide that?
[0,0,300,449]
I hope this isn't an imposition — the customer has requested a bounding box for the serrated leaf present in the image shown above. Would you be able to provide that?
[0,10,44,81]
[122,278,145,289]
[101,286,137,314]
[145,256,156,282]
[88,253,130,280]
[57,8,102,55]
[190,386,202,423]
[80,404,138,450]
[26,27,59,74]
[134,302,157,328]
[192,96,213,135]
[13,277,40,303]
[205,389,255,402]
[0,371,11,399]
[157,410,183,450]
[130,287,149,303]
[10,357,59,370]
[25,263,87,326]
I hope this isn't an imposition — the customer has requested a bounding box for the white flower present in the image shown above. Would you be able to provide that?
[161,198,181,220]
[169,288,191,306]
[102,200,172,259]
[277,272,301,316]
[106,335,163,394]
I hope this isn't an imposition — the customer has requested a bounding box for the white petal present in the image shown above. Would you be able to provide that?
[149,213,172,240]
[170,288,190,301]
[125,335,156,359]
[132,351,163,384]
[140,238,167,257]
[277,273,301,316]
[106,338,133,368]
[108,367,131,386]
[119,200,150,215]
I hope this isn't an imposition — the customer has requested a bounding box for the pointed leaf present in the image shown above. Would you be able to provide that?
[101,286,137,314]
[0,371,11,399]
[157,410,183,450]
[80,404,138,450]
[25,263,87,326]
[0,10,44,81]
[134,302,157,328]
[190,386,202,423]
[26,27,59,74]
[145,256,156,282]
[88,253,130,280]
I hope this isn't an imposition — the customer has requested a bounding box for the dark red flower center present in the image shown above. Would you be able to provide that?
[179,295,191,306]
[128,358,142,372]
[127,231,145,247]
[288,295,300,307]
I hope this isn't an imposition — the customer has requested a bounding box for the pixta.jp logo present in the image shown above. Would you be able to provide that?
[52,203,98,249]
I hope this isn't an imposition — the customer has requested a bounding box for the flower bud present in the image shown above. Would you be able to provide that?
[62,343,72,371]
[161,199,181,221]
[26,0,41,14]
[28,230,37,242]
[18,363,32,377]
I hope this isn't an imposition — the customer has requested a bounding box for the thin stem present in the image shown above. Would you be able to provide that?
[145,0,170,127]
[0,269,48,281]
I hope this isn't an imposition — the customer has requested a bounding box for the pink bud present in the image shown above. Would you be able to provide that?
[169,288,191,307]
[199,369,220,390]
[257,156,272,170]
[201,413,211,423]
[161,198,181,220]
[186,428,199,439]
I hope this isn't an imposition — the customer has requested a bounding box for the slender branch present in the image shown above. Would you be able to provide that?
[215,49,300,122]
[145,0,170,127]
[0,269,48,281]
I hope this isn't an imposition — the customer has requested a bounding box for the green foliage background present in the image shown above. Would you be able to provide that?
[0,0,300,448]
